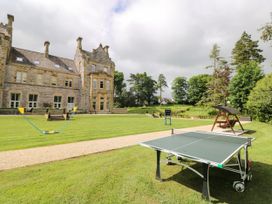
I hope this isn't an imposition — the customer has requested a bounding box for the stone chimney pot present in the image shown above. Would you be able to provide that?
[44,41,50,57]
[103,45,109,54]
[77,37,82,50]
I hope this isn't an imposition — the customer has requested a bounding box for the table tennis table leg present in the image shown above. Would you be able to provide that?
[202,163,210,200]
[156,150,162,181]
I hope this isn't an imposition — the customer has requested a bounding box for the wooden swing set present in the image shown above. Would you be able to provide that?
[211,105,244,134]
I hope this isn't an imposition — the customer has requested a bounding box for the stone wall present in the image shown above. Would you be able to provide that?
[3,63,81,109]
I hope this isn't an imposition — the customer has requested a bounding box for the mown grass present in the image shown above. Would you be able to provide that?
[128,104,217,118]
[0,122,271,203]
[0,114,211,151]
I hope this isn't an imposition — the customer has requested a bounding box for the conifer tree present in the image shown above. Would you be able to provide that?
[231,31,265,67]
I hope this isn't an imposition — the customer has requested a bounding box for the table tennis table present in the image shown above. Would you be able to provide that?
[140,131,254,200]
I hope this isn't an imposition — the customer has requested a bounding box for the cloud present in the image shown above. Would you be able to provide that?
[1,0,272,98]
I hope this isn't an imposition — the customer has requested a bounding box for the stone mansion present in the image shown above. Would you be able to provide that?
[0,14,115,113]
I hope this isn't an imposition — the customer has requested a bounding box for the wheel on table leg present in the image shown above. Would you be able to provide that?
[247,172,253,181]
[233,181,245,192]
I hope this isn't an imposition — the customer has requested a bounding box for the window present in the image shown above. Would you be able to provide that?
[100,97,104,111]
[68,97,74,104]
[54,96,62,109]
[103,67,107,72]
[33,60,40,65]
[93,79,97,89]
[91,64,96,72]
[106,80,110,90]
[51,77,57,86]
[65,80,72,87]
[28,94,38,108]
[16,72,27,83]
[10,93,20,108]
[54,64,60,68]
[68,67,73,71]
[92,97,96,110]
[16,57,23,62]
[100,80,104,89]
[37,74,43,85]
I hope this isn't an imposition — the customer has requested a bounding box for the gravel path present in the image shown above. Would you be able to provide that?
[0,123,249,171]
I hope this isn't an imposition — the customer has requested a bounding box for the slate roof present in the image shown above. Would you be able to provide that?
[10,47,78,74]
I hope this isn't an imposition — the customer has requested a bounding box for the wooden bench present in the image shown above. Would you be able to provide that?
[45,109,70,121]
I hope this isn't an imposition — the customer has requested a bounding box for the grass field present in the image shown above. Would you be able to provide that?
[0,114,211,151]
[128,104,217,118]
[0,122,271,203]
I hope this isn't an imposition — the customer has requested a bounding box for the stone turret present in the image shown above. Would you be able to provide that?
[0,14,14,107]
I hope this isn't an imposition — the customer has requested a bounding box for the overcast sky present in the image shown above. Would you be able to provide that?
[1,0,272,97]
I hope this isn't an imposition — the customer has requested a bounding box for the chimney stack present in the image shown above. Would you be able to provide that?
[77,37,82,50]
[44,41,50,57]
[7,14,14,35]
[103,45,109,54]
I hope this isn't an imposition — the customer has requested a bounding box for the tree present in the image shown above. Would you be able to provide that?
[171,77,188,104]
[207,44,221,70]
[229,61,264,111]
[206,44,232,105]
[128,72,157,106]
[259,13,272,45]
[114,71,127,107]
[114,71,126,97]
[157,74,168,104]
[115,89,137,108]
[231,31,265,67]
[188,74,212,105]
[246,74,272,123]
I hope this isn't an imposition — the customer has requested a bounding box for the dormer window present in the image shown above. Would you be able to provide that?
[54,64,60,68]
[16,57,23,62]
[34,60,40,65]
[103,67,107,72]
[68,67,73,71]
[65,79,72,88]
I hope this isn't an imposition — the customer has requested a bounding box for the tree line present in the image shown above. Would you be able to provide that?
[114,14,272,123]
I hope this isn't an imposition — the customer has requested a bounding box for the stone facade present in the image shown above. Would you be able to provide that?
[0,14,115,113]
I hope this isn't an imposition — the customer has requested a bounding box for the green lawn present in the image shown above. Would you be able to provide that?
[0,114,211,151]
[0,122,271,203]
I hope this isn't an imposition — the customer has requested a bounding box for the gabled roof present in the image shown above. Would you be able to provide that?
[82,44,115,66]
[10,47,78,74]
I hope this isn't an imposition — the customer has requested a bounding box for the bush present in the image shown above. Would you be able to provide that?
[246,74,272,123]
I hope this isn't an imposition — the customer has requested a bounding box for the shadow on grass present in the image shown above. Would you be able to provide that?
[163,162,272,204]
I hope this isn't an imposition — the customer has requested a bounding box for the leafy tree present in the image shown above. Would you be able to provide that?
[206,44,232,105]
[114,71,127,107]
[246,74,272,123]
[114,71,126,97]
[188,74,212,105]
[259,13,272,45]
[171,77,188,104]
[157,74,168,104]
[128,72,157,105]
[229,61,264,111]
[231,31,265,67]
[115,89,136,108]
